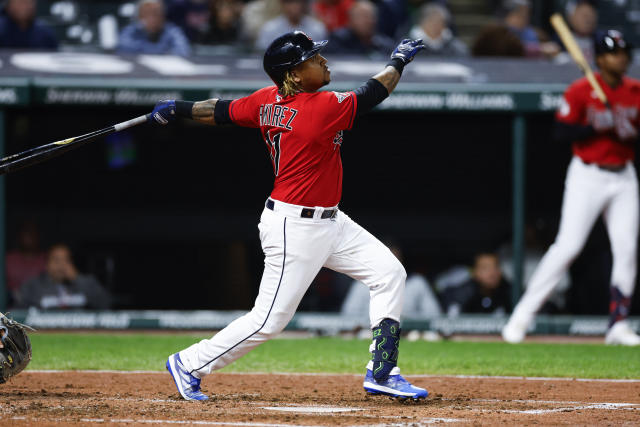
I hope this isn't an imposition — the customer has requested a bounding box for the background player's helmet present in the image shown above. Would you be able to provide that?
[594,29,632,60]
[263,31,328,87]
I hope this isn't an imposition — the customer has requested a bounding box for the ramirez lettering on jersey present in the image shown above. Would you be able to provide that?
[259,104,298,130]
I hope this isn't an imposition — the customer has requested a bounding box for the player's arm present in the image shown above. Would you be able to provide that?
[148,99,234,126]
[354,39,425,116]
[552,83,611,144]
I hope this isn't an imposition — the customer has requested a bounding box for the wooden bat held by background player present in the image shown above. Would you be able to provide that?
[550,13,610,108]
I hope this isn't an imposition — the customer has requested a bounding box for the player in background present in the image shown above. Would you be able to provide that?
[502,29,640,346]
[149,32,429,400]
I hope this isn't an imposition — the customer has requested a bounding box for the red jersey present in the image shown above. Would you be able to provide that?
[229,86,357,207]
[556,73,640,165]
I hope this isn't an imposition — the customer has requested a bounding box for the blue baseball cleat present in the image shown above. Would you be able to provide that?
[166,353,209,401]
[363,364,428,400]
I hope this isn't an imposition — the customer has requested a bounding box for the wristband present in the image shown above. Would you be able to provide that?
[175,100,194,118]
[386,58,405,76]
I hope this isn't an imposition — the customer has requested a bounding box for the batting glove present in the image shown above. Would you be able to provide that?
[390,39,426,65]
[149,100,177,125]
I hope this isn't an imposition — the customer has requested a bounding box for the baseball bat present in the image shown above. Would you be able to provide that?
[0,114,150,176]
[550,13,610,108]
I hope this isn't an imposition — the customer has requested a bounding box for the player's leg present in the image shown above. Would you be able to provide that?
[503,158,610,343]
[324,212,427,399]
[170,208,335,399]
[603,166,640,345]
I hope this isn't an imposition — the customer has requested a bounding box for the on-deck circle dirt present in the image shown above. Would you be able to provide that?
[1,371,639,425]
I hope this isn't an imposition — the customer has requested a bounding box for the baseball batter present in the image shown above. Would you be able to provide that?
[150,31,429,400]
[503,30,640,346]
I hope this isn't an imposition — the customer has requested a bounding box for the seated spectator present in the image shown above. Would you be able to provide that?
[0,0,58,49]
[554,0,598,65]
[408,3,468,57]
[118,0,191,56]
[499,0,559,58]
[255,0,327,51]
[341,242,442,320]
[441,251,511,316]
[6,220,47,307]
[166,0,210,43]
[312,0,354,33]
[18,243,112,310]
[201,0,244,45]
[471,23,524,57]
[375,0,408,40]
[323,0,395,58]
[239,0,281,46]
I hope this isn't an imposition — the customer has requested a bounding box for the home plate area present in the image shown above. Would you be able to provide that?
[0,372,638,425]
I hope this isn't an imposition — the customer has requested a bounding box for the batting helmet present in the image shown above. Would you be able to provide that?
[594,29,632,59]
[263,31,328,87]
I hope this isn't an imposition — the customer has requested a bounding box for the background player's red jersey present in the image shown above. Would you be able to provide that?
[556,73,640,165]
[230,86,357,207]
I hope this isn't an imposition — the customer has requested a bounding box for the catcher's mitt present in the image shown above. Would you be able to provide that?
[0,312,33,383]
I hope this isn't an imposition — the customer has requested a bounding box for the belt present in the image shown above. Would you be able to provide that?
[581,159,626,173]
[266,198,337,219]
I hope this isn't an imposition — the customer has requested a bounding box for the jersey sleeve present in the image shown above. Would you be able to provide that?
[228,87,273,128]
[311,91,358,133]
[555,81,585,125]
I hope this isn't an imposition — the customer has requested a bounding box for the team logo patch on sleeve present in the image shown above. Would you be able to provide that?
[333,92,350,103]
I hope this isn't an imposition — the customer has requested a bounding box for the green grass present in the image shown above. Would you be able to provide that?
[26,333,640,379]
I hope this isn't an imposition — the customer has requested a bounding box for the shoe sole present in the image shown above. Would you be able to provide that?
[166,355,208,401]
[363,381,428,400]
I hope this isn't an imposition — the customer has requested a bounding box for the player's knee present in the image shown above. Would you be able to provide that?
[388,258,407,285]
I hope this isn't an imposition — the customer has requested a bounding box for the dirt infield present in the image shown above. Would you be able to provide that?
[1,371,639,426]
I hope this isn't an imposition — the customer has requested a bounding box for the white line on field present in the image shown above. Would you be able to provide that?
[24,370,640,383]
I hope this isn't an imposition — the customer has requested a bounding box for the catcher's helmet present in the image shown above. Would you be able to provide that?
[263,31,328,87]
[594,29,632,59]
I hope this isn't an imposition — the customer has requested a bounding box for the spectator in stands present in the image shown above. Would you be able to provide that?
[471,23,525,57]
[239,0,280,46]
[166,0,211,43]
[555,0,598,64]
[312,0,354,33]
[0,0,58,49]
[341,242,442,320]
[255,0,327,51]
[408,3,468,57]
[5,220,47,307]
[498,0,560,58]
[118,0,192,56]
[323,0,395,57]
[18,243,112,310]
[202,0,244,45]
[441,251,511,316]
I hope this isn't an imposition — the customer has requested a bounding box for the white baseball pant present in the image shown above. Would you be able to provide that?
[179,198,406,378]
[509,156,639,325]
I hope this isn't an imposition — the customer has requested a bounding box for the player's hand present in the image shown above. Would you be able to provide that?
[591,109,614,132]
[149,100,177,125]
[614,111,638,142]
[390,39,425,65]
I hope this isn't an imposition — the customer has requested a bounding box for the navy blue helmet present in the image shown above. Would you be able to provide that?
[594,29,632,59]
[263,31,328,87]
